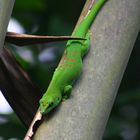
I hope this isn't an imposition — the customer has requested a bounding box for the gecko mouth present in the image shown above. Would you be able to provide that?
[45,102,55,114]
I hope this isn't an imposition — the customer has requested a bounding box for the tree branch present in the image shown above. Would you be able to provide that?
[0,0,15,55]
[0,48,41,127]
[33,0,140,139]
[0,0,41,127]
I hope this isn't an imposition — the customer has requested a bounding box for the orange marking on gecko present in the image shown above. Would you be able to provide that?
[64,56,75,63]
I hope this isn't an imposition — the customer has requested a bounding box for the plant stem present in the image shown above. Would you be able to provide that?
[0,0,15,55]
[34,0,140,139]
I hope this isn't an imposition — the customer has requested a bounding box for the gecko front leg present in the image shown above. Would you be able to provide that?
[62,85,72,100]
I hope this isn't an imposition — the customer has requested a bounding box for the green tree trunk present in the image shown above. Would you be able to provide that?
[33,0,140,139]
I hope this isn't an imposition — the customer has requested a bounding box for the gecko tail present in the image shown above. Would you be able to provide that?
[72,0,108,37]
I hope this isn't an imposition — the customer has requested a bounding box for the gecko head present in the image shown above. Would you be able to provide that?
[39,95,61,115]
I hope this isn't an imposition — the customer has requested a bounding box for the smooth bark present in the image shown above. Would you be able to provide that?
[33,0,140,139]
[0,0,15,55]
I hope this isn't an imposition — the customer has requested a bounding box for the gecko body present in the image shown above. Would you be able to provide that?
[39,0,107,114]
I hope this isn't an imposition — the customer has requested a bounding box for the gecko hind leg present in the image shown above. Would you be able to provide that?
[62,85,72,100]
[81,31,91,56]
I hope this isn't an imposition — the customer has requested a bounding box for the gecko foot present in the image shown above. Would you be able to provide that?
[62,85,72,100]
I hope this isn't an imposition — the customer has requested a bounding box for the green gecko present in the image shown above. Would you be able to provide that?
[39,0,108,114]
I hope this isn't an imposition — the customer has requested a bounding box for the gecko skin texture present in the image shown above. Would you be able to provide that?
[39,0,107,114]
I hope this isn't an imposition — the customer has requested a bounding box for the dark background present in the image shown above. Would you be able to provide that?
[0,0,139,139]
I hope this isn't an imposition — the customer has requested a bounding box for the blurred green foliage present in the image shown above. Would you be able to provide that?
[0,113,26,139]
[0,0,139,139]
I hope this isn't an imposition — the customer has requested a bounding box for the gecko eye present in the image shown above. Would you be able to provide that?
[48,102,54,108]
